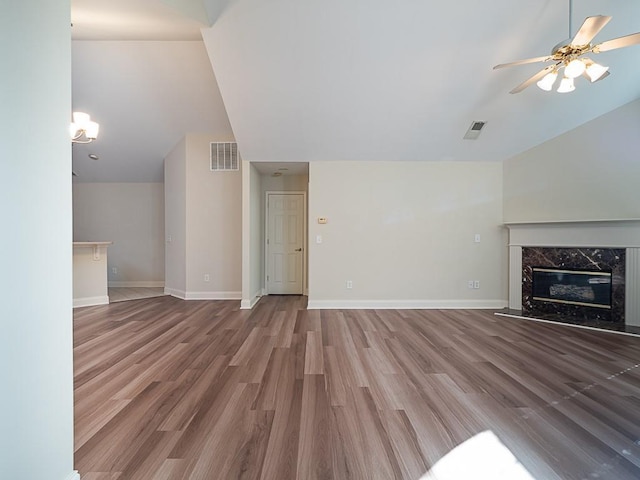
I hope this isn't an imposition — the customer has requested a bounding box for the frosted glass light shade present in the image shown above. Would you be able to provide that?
[585,62,609,82]
[557,76,575,93]
[564,59,586,78]
[85,121,100,140]
[536,71,558,91]
[72,111,91,128]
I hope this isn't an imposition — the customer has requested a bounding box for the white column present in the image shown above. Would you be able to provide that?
[508,246,522,310]
[626,248,640,327]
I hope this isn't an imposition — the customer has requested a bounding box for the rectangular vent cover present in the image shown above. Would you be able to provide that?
[210,142,240,171]
[463,121,487,140]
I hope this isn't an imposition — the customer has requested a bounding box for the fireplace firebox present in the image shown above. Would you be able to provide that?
[531,267,612,310]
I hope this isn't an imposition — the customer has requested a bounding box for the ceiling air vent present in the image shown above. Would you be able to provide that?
[210,142,240,171]
[463,121,487,140]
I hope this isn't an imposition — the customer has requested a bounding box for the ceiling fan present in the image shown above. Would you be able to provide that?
[494,1,640,93]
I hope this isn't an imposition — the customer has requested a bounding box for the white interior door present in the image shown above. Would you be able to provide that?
[266,193,305,295]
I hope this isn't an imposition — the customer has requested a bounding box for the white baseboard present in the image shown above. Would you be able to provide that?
[165,289,242,301]
[306,299,509,310]
[185,291,242,300]
[73,296,109,308]
[108,281,165,288]
[240,292,262,310]
[64,470,80,480]
[165,287,186,299]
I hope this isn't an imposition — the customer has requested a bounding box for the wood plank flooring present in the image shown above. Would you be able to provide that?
[74,295,640,479]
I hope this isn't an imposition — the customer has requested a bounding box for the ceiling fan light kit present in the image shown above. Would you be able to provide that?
[493,1,640,94]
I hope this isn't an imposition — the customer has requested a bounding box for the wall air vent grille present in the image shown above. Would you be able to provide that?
[210,142,240,171]
[463,121,487,140]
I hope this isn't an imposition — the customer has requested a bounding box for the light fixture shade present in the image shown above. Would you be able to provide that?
[564,59,586,79]
[585,62,609,82]
[557,76,575,93]
[72,111,91,128]
[536,71,558,91]
[85,121,100,140]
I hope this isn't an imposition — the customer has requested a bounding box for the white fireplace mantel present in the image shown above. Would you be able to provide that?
[504,219,640,327]
[505,219,640,249]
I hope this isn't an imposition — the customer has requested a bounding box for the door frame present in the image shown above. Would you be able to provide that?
[264,191,307,295]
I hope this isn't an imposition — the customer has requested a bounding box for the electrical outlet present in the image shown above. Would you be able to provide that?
[346,280,353,289]
[204,274,210,282]
[111,267,117,275]
[474,280,480,289]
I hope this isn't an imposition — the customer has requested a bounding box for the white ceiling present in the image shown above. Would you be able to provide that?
[71,0,640,182]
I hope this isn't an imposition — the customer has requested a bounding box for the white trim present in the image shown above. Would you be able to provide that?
[165,287,186,299]
[63,471,80,480]
[240,293,262,310]
[508,246,523,310]
[503,218,640,226]
[73,296,109,308]
[626,248,640,327]
[165,288,242,301]
[243,289,263,309]
[184,291,242,300]
[505,220,640,248]
[495,312,640,338]
[306,299,508,310]
[108,281,165,288]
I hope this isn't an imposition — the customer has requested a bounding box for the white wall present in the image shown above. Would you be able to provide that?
[165,134,242,299]
[185,134,242,297]
[73,183,165,286]
[249,164,263,303]
[308,161,507,308]
[503,99,640,223]
[164,137,187,295]
[0,2,77,479]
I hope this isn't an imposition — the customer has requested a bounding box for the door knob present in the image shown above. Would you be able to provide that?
[295,248,303,252]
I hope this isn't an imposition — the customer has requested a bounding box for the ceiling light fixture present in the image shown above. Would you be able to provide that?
[70,112,99,144]
[494,0,640,94]
[557,76,575,93]
[536,69,559,91]
[564,58,586,78]
[584,59,609,82]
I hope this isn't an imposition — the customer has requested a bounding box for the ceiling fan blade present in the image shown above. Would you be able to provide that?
[493,56,550,70]
[571,15,612,46]
[509,65,556,94]
[596,32,640,52]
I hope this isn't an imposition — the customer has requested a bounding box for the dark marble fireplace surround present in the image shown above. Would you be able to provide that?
[522,247,626,330]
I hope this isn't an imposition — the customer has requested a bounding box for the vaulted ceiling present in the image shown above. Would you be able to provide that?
[71,0,640,182]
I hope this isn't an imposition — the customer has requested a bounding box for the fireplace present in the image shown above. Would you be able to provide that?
[531,267,612,310]
[522,247,625,326]
[505,220,640,333]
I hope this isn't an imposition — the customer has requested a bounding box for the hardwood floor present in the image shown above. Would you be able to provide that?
[74,296,640,479]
